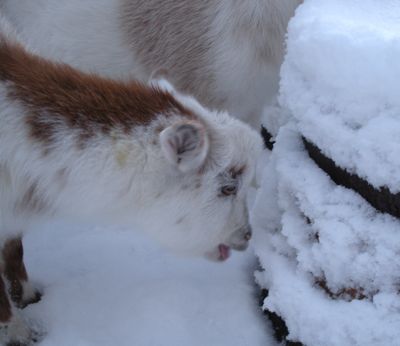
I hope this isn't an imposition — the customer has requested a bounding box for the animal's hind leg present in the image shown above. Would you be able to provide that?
[2,237,41,308]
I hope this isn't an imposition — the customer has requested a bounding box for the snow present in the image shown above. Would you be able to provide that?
[254,1,400,345]
[280,0,400,192]
[253,126,400,346]
[22,221,275,346]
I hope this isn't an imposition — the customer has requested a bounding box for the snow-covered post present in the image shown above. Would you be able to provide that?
[254,1,400,345]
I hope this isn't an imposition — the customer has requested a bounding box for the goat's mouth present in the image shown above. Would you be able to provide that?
[205,240,249,262]
[205,244,231,262]
[217,244,231,261]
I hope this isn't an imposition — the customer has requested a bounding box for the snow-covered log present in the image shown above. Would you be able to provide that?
[254,1,400,345]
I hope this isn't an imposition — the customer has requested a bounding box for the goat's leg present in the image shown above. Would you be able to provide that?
[3,237,41,309]
[0,271,33,346]
[0,272,13,324]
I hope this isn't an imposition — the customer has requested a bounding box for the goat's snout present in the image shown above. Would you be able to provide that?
[228,225,252,251]
[244,228,252,241]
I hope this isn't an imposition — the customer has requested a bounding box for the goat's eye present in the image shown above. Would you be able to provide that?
[220,185,237,196]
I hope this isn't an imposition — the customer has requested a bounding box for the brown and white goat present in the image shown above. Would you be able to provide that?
[0,19,262,345]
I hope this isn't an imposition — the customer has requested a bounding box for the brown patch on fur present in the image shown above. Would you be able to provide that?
[2,238,28,306]
[0,38,195,148]
[0,274,12,322]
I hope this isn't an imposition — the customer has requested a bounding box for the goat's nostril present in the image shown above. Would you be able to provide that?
[244,231,252,241]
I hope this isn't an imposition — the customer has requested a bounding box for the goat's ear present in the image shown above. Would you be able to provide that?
[160,121,209,172]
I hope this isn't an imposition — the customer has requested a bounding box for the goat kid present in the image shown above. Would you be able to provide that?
[0,18,262,345]
[0,0,303,125]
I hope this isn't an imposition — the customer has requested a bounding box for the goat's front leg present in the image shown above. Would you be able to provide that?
[0,271,33,346]
[2,237,41,309]
[0,271,13,325]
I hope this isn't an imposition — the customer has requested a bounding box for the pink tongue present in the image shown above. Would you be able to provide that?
[218,244,231,261]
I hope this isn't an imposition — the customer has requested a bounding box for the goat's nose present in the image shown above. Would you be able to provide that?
[244,226,252,241]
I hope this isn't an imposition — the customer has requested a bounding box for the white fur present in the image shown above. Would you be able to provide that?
[209,0,301,124]
[0,0,302,125]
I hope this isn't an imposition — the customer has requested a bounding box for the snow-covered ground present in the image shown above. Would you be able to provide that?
[22,220,276,346]
[255,1,400,345]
